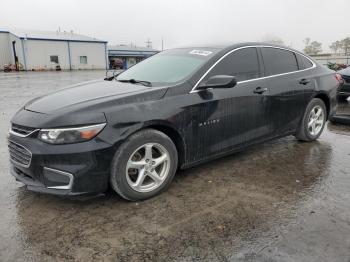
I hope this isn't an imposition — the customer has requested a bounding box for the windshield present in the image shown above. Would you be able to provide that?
[116,48,219,86]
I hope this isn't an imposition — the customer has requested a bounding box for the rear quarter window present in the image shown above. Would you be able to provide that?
[296,53,314,70]
[261,47,298,76]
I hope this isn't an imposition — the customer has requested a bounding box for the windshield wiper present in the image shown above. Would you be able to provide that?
[117,79,152,87]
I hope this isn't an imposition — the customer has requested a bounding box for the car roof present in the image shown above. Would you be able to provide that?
[174,42,305,55]
[224,42,303,53]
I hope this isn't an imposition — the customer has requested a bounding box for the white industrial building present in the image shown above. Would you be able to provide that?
[108,45,159,69]
[0,29,108,71]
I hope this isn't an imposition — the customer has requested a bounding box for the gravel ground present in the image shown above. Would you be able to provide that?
[0,71,349,262]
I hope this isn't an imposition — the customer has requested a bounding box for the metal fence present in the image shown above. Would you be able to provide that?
[310,54,350,66]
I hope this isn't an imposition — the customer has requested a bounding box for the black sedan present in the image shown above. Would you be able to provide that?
[337,67,350,102]
[8,43,340,201]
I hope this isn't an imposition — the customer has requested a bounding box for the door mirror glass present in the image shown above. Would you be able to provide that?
[198,75,237,89]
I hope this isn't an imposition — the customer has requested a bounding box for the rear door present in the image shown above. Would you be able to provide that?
[260,47,314,135]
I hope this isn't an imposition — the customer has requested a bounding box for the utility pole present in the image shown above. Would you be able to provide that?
[145,38,152,49]
[161,36,164,51]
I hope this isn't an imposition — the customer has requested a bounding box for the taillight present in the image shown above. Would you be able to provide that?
[335,73,343,83]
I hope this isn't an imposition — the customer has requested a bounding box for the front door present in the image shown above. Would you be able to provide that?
[186,47,272,162]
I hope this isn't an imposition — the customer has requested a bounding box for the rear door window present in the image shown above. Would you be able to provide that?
[261,48,298,76]
[205,47,260,82]
[295,53,314,70]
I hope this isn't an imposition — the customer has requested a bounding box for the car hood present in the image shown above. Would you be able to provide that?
[24,79,165,114]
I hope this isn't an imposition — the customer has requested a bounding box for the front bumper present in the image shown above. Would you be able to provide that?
[11,165,79,196]
[8,133,115,196]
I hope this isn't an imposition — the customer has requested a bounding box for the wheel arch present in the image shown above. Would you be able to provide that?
[313,92,330,119]
[143,122,186,169]
[115,120,187,169]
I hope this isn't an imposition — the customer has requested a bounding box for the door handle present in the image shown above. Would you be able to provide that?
[253,87,267,94]
[299,78,310,85]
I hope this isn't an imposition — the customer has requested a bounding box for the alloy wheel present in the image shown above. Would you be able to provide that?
[307,105,325,136]
[126,143,170,193]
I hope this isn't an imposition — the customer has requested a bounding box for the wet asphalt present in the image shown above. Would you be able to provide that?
[0,71,349,262]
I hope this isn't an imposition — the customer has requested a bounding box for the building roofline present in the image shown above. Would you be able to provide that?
[19,36,107,43]
[0,29,107,43]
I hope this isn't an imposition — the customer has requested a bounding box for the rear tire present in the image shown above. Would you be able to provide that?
[110,129,178,201]
[295,98,327,142]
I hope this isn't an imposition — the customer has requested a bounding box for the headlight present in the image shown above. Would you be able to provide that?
[38,123,106,144]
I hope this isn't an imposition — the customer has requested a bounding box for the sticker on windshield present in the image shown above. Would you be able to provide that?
[189,50,213,56]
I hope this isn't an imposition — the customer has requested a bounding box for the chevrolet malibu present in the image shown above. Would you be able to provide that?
[8,43,339,201]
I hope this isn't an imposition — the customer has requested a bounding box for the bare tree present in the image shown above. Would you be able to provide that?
[329,37,350,55]
[303,38,322,55]
[303,38,311,47]
[341,37,350,55]
[329,41,342,54]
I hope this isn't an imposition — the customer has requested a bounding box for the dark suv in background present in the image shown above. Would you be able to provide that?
[337,67,350,102]
[8,43,339,201]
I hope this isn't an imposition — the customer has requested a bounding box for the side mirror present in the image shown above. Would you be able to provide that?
[198,75,237,90]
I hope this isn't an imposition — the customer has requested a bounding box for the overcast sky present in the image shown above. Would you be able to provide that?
[1,0,349,52]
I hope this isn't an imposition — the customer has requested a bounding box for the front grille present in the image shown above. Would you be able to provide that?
[11,124,37,136]
[8,141,32,167]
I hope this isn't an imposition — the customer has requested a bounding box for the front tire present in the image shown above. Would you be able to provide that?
[295,98,327,142]
[110,129,178,201]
